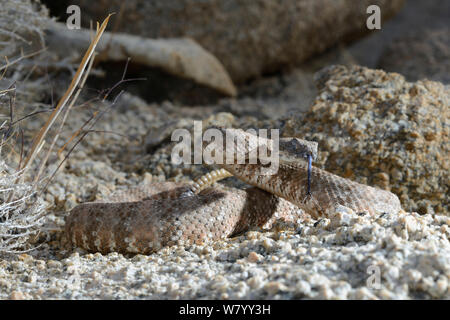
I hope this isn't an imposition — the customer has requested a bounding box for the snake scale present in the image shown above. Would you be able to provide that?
[65,128,402,254]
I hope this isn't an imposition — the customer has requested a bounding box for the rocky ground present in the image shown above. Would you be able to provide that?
[2,210,449,299]
[1,64,448,300]
[0,0,448,299]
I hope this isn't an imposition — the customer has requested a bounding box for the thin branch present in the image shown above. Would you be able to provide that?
[42,90,125,192]
[82,130,131,140]
[13,14,112,192]
[0,47,46,72]
[56,110,98,156]
[34,51,98,184]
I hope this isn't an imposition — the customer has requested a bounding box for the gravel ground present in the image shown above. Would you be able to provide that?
[1,209,449,299]
[0,64,448,300]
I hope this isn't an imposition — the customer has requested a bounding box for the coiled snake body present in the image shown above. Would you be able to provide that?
[65,128,401,254]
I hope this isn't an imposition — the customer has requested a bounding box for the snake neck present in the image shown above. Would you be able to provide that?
[219,162,314,206]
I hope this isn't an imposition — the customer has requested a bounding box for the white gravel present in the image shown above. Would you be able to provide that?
[1,207,449,299]
[0,68,448,300]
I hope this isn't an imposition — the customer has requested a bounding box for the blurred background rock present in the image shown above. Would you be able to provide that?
[40,0,449,107]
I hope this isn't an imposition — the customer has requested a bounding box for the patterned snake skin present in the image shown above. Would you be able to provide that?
[65,129,402,254]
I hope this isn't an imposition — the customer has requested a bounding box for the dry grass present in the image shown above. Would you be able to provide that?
[0,0,112,254]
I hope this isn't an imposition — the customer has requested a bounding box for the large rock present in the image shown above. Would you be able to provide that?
[282,65,449,215]
[45,22,237,97]
[55,0,405,83]
[378,28,450,84]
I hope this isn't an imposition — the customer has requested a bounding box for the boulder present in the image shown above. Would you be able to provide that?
[59,0,405,82]
[282,65,449,215]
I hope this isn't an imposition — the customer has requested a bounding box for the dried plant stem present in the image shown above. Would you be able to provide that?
[42,90,125,193]
[0,47,46,73]
[12,14,112,191]
[33,52,98,184]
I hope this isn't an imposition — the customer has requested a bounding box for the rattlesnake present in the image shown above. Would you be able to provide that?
[65,128,402,254]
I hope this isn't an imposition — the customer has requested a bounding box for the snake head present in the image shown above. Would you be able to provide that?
[202,126,318,165]
[278,137,318,163]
